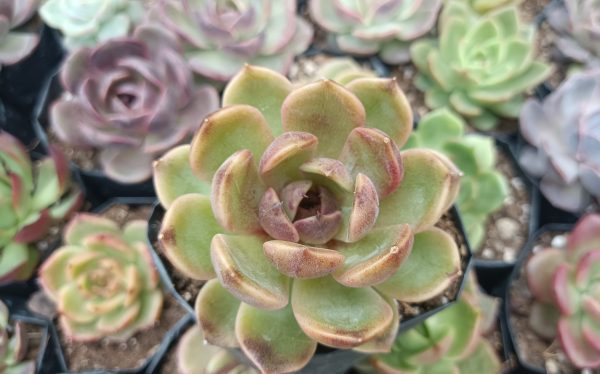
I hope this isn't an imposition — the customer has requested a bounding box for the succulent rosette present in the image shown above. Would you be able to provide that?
[39,214,163,341]
[177,325,258,374]
[411,2,551,130]
[519,69,600,213]
[0,0,40,68]
[49,25,219,184]
[154,65,463,373]
[309,0,442,64]
[0,132,82,285]
[39,0,144,49]
[526,214,600,369]
[405,108,507,249]
[149,0,313,82]
[547,0,600,67]
[369,272,501,373]
[0,300,35,374]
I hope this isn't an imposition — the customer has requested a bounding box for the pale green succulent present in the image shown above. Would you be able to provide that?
[405,108,507,250]
[0,301,35,374]
[39,0,144,49]
[411,2,551,130]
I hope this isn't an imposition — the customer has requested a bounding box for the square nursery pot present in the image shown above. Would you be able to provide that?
[503,223,575,374]
[473,137,540,296]
[0,296,54,374]
[48,197,189,374]
[0,25,64,117]
[33,76,156,203]
[146,202,473,374]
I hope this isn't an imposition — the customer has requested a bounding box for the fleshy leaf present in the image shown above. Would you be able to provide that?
[263,240,345,279]
[291,276,394,348]
[154,145,210,209]
[195,279,240,347]
[159,194,220,280]
[211,234,289,310]
[376,227,461,302]
[189,105,274,182]
[236,303,317,374]
[282,80,365,158]
[333,224,413,288]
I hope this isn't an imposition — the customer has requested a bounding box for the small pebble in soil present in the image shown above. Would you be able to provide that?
[482,248,494,259]
[503,249,516,262]
[495,217,520,241]
[551,235,567,249]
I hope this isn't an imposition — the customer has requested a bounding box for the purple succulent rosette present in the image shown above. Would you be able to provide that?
[519,69,600,213]
[0,0,40,67]
[49,25,219,184]
[547,0,600,67]
[149,0,313,82]
[309,0,442,64]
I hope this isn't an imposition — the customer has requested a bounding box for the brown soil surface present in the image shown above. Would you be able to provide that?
[476,148,531,262]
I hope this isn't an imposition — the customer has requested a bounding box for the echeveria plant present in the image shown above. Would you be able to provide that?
[0,132,82,285]
[405,108,507,249]
[149,0,313,82]
[154,65,463,373]
[0,0,40,67]
[39,0,144,49]
[368,272,501,373]
[177,325,258,374]
[411,2,551,130]
[519,69,600,213]
[309,0,442,64]
[526,214,600,369]
[39,214,163,341]
[0,300,35,374]
[49,25,219,184]
[547,0,600,67]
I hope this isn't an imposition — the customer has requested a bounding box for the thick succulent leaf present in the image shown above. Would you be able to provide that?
[377,149,462,233]
[195,279,240,347]
[342,174,380,243]
[279,180,313,220]
[13,210,50,244]
[294,211,343,245]
[154,145,210,209]
[159,194,220,280]
[282,80,365,158]
[354,293,400,353]
[259,188,299,242]
[339,127,403,197]
[529,301,559,339]
[222,65,293,135]
[333,224,413,288]
[558,318,600,368]
[346,78,413,148]
[263,240,345,279]
[526,248,565,303]
[456,341,501,374]
[211,150,265,234]
[0,243,37,284]
[567,214,600,261]
[211,234,289,310]
[376,227,461,302]
[58,284,97,324]
[64,214,120,246]
[259,132,318,189]
[30,158,61,211]
[38,246,80,299]
[177,326,223,374]
[189,105,274,182]
[291,276,394,348]
[236,303,317,374]
[299,158,354,192]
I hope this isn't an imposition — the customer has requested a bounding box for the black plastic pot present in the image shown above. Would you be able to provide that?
[473,138,540,296]
[47,197,189,374]
[0,296,54,374]
[33,75,156,203]
[503,223,574,374]
[147,200,473,373]
[0,25,64,118]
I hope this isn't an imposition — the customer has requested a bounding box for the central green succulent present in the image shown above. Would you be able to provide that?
[154,66,463,373]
